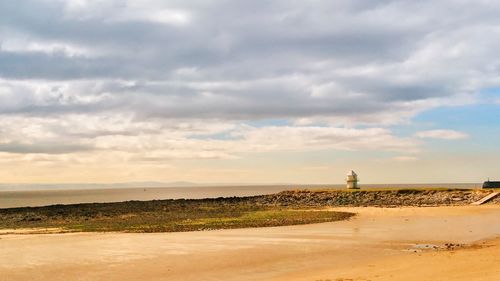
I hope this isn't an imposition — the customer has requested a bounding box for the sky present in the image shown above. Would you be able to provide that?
[0,0,499,184]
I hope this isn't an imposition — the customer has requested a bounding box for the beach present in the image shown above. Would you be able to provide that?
[1,204,499,281]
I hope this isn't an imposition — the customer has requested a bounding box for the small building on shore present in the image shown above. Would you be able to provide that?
[483,180,500,189]
[346,170,359,189]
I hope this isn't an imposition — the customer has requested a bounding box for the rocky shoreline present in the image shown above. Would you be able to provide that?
[0,188,498,233]
[254,189,496,207]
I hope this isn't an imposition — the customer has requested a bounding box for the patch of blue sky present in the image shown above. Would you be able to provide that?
[479,87,500,102]
[189,119,292,140]
[243,119,291,127]
[188,131,241,141]
[384,87,500,155]
[392,88,500,136]
[414,104,500,130]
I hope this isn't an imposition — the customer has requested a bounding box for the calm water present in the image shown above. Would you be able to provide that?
[0,183,481,209]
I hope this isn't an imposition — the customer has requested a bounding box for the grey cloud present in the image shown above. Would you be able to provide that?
[0,1,426,80]
[0,142,94,154]
[0,0,500,125]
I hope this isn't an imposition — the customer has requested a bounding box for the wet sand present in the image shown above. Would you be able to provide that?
[0,205,499,280]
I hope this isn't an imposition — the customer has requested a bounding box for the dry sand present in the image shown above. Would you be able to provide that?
[0,205,499,281]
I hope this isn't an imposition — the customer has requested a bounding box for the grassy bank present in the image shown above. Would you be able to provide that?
[0,198,354,233]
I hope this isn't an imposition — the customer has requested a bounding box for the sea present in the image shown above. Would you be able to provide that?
[0,183,481,209]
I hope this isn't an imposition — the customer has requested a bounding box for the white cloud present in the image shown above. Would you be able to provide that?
[232,126,418,153]
[392,156,418,162]
[415,130,469,140]
[0,37,93,57]
[61,0,192,25]
[113,7,191,26]
[0,113,418,161]
[0,0,499,182]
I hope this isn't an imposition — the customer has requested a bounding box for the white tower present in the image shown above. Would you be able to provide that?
[346,170,359,189]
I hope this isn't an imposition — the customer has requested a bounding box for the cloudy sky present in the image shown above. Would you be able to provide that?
[1,0,499,184]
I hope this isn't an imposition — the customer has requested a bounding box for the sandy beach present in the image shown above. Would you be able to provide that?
[1,205,499,281]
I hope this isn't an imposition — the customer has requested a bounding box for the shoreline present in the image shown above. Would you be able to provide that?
[0,188,497,234]
[0,184,484,209]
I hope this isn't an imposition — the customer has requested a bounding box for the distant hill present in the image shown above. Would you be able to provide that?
[0,181,293,191]
[0,181,202,191]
